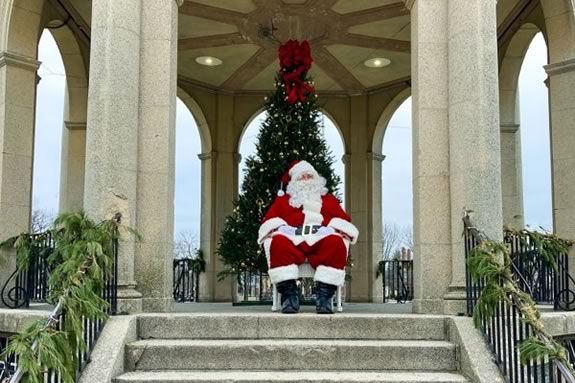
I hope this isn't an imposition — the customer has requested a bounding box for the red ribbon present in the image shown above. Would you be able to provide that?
[278,40,315,104]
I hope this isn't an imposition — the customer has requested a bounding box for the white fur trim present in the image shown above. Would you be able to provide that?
[328,218,359,244]
[277,190,285,196]
[289,160,316,179]
[314,265,346,286]
[268,264,299,284]
[258,217,287,244]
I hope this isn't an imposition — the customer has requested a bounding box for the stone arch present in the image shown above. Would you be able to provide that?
[175,87,213,302]
[498,23,542,228]
[372,88,411,155]
[236,106,345,158]
[177,87,212,154]
[43,25,90,212]
[539,0,575,62]
[3,0,45,57]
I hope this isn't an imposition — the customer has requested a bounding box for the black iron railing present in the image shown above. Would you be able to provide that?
[235,271,273,304]
[505,231,575,311]
[1,237,119,382]
[1,233,53,309]
[173,258,201,303]
[0,334,16,382]
[464,214,575,383]
[380,259,413,303]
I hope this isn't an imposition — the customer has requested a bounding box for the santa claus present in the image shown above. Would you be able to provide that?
[258,160,359,314]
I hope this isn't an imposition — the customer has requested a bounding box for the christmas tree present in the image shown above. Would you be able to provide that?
[217,40,341,279]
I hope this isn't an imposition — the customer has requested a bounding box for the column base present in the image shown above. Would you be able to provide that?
[116,286,143,314]
[413,298,444,314]
[142,297,175,313]
[443,287,468,316]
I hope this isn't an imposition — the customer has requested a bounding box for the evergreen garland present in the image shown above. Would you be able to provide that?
[467,222,575,371]
[217,72,340,279]
[0,212,139,382]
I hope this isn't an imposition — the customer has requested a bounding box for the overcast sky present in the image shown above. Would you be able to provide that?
[33,31,551,240]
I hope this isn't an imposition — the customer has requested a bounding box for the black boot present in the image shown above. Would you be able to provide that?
[315,281,337,314]
[277,279,300,314]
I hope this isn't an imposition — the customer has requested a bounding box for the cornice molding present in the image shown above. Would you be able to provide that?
[198,151,217,160]
[545,58,575,77]
[65,121,87,130]
[368,152,386,162]
[500,123,519,133]
[0,52,40,72]
[176,0,184,7]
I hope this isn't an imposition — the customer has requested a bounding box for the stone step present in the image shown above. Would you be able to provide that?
[114,370,469,383]
[137,313,447,340]
[125,339,457,372]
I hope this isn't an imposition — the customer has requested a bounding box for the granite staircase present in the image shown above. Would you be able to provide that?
[114,313,470,383]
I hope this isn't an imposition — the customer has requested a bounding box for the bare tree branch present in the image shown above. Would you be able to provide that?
[382,223,402,260]
[31,209,54,233]
[174,230,199,259]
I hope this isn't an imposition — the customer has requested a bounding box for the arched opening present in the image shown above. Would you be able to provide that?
[518,32,551,231]
[31,29,66,231]
[239,110,345,200]
[235,109,346,302]
[381,97,413,260]
[173,97,202,257]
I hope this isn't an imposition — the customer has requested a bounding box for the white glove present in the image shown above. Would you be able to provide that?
[277,225,297,236]
[316,226,336,236]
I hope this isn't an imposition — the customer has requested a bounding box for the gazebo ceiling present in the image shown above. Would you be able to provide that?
[177,0,411,93]
[62,0,528,95]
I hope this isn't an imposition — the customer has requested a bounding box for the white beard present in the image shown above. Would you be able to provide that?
[287,176,328,209]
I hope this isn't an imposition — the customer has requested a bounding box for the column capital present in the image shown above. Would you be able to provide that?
[176,0,184,6]
[341,154,351,164]
[65,121,87,130]
[0,51,40,72]
[545,58,575,77]
[500,123,519,133]
[367,152,386,162]
[234,152,242,164]
[403,0,415,10]
[198,151,217,160]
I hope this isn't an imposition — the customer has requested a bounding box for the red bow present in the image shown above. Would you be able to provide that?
[278,40,315,104]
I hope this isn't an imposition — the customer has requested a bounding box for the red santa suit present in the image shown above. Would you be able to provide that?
[257,161,359,287]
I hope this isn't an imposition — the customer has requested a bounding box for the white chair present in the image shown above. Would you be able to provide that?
[271,260,343,312]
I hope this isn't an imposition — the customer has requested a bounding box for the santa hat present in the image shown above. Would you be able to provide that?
[277,160,317,196]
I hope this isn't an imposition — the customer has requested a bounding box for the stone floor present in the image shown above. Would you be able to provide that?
[175,302,414,314]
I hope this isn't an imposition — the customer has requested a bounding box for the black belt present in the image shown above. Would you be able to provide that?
[294,224,322,235]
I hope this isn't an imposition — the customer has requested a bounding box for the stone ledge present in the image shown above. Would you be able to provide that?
[0,51,40,72]
[0,308,49,334]
[447,317,506,383]
[78,315,138,383]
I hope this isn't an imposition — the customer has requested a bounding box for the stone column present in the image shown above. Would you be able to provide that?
[445,0,503,314]
[84,0,142,313]
[0,52,39,306]
[134,0,179,312]
[59,121,86,212]
[206,94,237,301]
[411,0,452,314]
[368,151,385,302]
[198,151,216,302]
[347,96,371,302]
[500,123,524,229]
[545,59,575,240]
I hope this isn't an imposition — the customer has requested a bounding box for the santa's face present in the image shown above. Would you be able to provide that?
[287,171,328,208]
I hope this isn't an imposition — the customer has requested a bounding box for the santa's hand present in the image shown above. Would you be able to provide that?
[317,226,336,236]
[277,225,297,236]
